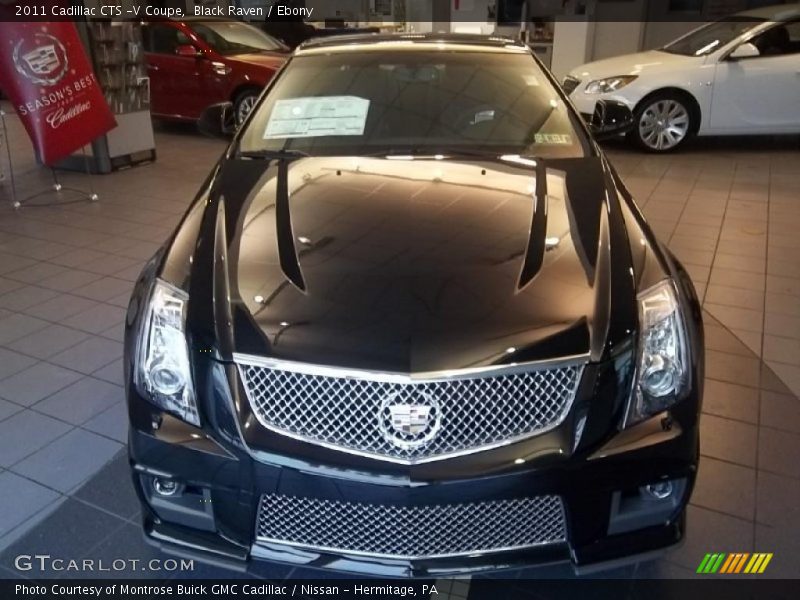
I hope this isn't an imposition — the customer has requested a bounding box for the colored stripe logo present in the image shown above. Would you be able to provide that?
[697,553,773,574]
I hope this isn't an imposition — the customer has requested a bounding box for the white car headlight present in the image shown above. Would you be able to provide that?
[584,75,637,94]
[135,279,199,426]
[625,280,690,427]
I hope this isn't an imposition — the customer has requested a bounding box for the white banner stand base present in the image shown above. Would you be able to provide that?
[1,109,99,210]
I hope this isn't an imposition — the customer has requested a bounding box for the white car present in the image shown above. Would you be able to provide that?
[565,3,800,152]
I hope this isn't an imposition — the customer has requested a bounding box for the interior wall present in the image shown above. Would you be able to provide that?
[642,22,704,49]
[592,21,645,60]
[451,0,494,34]
[589,1,647,60]
[551,20,595,80]
[404,0,434,31]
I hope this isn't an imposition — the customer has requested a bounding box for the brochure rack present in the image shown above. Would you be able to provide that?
[58,17,156,174]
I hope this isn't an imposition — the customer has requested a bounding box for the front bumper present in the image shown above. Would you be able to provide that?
[563,77,637,122]
[128,400,698,578]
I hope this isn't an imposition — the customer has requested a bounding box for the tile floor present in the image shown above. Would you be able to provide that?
[0,104,799,580]
[606,136,800,397]
[0,107,221,552]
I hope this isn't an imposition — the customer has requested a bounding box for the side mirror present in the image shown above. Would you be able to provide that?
[198,102,236,138]
[175,44,202,58]
[728,42,760,60]
[589,99,634,141]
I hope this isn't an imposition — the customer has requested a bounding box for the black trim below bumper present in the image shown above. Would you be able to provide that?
[141,512,684,578]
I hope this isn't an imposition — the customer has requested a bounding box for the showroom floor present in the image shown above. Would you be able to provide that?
[0,104,798,582]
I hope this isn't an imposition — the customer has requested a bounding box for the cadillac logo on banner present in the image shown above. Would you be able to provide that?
[0,16,116,165]
[13,33,70,86]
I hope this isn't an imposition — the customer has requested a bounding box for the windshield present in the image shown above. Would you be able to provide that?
[191,22,285,55]
[662,18,764,56]
[239,50,588,158]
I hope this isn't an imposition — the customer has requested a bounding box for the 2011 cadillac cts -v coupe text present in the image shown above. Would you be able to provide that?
[125,34,704,577]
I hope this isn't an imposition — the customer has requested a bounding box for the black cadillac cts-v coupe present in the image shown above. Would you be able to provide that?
[125,34,704,577]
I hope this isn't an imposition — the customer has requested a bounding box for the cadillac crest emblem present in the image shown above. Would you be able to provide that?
[379,391,442,451]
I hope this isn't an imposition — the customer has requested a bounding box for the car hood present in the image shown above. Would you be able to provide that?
[184,154,639,374]
[569,49,696,81]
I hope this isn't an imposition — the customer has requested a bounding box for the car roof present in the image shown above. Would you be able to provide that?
[734,2,800,20]
[295,33,529,55]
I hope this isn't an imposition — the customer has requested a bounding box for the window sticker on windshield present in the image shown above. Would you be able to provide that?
[263,96,370,139]
[522,74,540,86]
[535,133,572,145]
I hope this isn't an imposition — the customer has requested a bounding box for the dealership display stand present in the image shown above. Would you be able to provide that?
[0,109,16,208]
[16,153,99,209]
[0,112,8,182]
[0,16,153,206]
[1,110,98,210]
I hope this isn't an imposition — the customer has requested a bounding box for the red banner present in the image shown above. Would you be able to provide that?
[0,20,116,165]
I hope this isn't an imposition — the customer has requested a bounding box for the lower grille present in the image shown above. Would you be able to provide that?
[255,493,567,559]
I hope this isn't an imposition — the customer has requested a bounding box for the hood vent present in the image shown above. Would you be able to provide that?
[275,159,306,292]
[517,160,548,290]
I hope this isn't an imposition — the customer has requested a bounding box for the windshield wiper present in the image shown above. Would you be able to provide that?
[236,149,310,160]
[237,147,539,161]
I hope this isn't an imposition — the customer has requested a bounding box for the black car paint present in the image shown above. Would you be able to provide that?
[218,155,633,370]
[124,35,703,576]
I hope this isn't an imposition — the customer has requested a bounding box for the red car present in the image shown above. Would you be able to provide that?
[141,18,289,124]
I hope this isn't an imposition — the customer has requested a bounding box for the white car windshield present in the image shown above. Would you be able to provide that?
[662,18,764,56]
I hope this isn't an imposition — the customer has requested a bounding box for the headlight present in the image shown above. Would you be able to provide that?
[625,280,690,427]
[135,279,199,426]
[584,75,637,94]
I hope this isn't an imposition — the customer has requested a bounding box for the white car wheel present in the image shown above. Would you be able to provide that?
[635,97,692,152]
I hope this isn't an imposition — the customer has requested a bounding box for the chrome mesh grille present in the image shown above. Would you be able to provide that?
[238,357,583,463]
[238,358,583,463]
[256,494,566,559]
